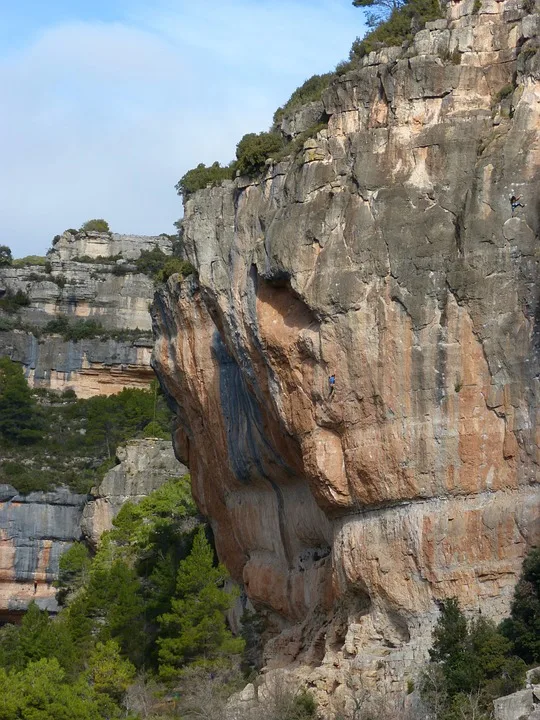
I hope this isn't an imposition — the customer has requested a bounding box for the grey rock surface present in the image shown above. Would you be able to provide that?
[0,229,171,395]
[152,0,540,698]
[81,438,188,547]
[0,486,87,614]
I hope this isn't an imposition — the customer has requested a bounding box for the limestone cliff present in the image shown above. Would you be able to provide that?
[152,0,540,697]
[0,439,185,620]
[0,484,86,621]
[81,438,188,547]
[0,230,172,397]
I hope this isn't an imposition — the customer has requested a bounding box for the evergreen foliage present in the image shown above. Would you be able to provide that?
[0,363,172,493]
[273,73,334,124]
[235,131,283,177]
[421,598,526,720]
[157,527,244,678]
[0,289,31,314]
[135,245,195,283]
[500,548,540,664]
[80,219,110,233]
[0,245,12,266]
[176,161,235,198]
[350,0,443,58]
[0,358,42,444]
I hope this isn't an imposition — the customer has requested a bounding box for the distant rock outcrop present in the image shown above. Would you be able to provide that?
[0,230,172,397]
[0,439,186,620]
[81,438,188,548]
[0,485,87,620]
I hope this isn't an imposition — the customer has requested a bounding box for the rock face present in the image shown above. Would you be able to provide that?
[81,438,188,547]
[152,0,540,696]
[0,231,172,397]
[0,485,87,619]
[0,439,185,620]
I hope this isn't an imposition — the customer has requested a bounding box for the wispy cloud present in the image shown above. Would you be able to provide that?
[0,0,363,256]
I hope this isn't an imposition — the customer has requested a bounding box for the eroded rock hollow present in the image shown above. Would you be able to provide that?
[152,0,540,692]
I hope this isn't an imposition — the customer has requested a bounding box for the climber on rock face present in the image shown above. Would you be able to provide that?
[328,374,336,397]
[510,195,524,214]
[33,580,37,594]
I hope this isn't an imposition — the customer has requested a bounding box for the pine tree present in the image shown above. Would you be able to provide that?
[0,358,42,444]
[157,528,244,679]
[500,548,540,664]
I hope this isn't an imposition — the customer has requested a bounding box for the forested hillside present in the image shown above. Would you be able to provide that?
[0,358,172,494]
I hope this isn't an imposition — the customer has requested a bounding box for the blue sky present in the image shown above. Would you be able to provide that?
[1,1,365,256]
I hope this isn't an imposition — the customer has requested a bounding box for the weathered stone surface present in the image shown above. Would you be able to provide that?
[280,101,327,140]
[49,230,172,263]
[0,439,185,617]
[0,485,87,617]
[494,689,536,720]
[0,230,171,396]
[152,0,540,696]
[81,438,188,547]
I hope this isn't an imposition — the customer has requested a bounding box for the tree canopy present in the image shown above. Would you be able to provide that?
[0,245,12,267]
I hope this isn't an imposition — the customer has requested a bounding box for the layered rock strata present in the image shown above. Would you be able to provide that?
[153,0,540,697]
[0,485,86,620]
[0,439,185,620]
[0,231,171,396]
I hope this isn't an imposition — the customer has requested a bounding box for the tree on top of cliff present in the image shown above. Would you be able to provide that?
[353,0,405,27]
[80,219,110,233]
[0,245,12,266]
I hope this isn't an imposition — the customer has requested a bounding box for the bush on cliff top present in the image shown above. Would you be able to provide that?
[273,73,334,125]
[176,161,235,198]
[350,0,443,59]
[235,131,283,177]
[80,218,110,233]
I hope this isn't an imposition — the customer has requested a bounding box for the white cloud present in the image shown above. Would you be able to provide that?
[0,1,363,256]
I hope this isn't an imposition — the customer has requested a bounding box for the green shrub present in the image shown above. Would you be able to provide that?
[235,131,283,177]
[350,0,443,59]
[0,289,31,314]
[64,228,78,235]
[495,84,514,102]
[273,73,334,124]
[80,219,110,233]
[155,258,195,283]
[473,0,482,12]
[421,598,526,720]
[0,316,16,332]
[135,245,169,277]
[176,161,235,198]
[12,255,47,268]
[500,548,540,664]
[42,316,104,341]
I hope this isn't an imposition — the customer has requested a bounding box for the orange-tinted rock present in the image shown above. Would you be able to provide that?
[153,0,540,692]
